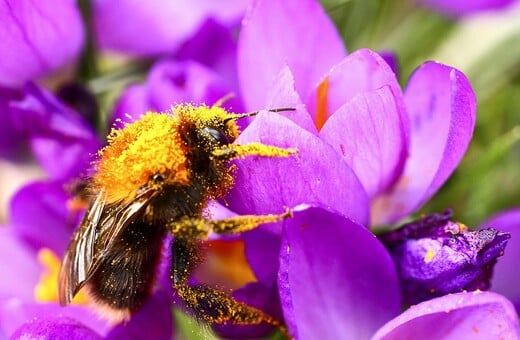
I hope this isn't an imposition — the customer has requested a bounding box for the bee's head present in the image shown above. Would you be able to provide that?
[175,104,242,152]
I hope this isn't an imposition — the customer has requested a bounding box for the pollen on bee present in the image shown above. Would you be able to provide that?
[94,111,190,203]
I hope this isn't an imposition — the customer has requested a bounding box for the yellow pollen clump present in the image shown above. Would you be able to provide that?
[94,112,189,203]
[315,77,330,131]
[424,248,436,263]
[34,248,88,304]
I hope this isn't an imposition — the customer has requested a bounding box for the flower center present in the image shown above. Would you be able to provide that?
[34,248,88,304]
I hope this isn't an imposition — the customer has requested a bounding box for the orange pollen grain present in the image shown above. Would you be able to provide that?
[315,77,330,131]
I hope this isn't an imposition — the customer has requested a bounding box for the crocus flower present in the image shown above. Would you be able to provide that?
[0,0,84,87]
[419,0,517,16]
[92,0,247,57]
[481,208,520,311]
[380,210,510,305]
[235,0,477,228]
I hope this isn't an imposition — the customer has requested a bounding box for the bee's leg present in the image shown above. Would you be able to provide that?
[172,237,288,335]
[168,209,291,236]
[211,143,297,161]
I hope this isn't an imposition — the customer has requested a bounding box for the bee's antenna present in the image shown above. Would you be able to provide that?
[224,107,296,123]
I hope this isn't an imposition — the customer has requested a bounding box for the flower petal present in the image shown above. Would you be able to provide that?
[481,209,520,311]
[9,181,75,256]
[264,66,318,134]
[10,83,101,180]
[306,49,407,129]
[279,205,401,339]
[0,0,84,87]
[320,86,407,198]
[106,292,173,339]
[227,112,369,226]
[93,0,246,56]
[419,0,516,16]
[11,316,101,340]
[238,0,346,110]
[0,227,40,301]
[0,302,110,337]
[372,62,476,224]
[372,291,520,339]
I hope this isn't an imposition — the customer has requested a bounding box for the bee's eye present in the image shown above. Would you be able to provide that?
[152,173,166,184]
[199,127,229,145]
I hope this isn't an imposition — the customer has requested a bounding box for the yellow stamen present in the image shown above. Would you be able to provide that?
[34,248,88,304]
[315,77,330,131]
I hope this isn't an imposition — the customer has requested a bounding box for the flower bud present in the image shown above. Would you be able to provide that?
[380,210,510,305]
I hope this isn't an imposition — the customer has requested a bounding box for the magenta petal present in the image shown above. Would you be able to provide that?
[11,316,101,340]
[10,181,74,256]
[265,66,318,134]
[420,0,515,16]
[0,228,40,301]
[110,84,150,129]
[306,49,407,127]
[93,0,246,56]
[279,205,401,339]
[0,302,110,337]
[372,62,476,224]
[0,0,84,87]
[227,112,369,226]
[106,292,173,339]
[320,86,407,198]
[238,0,346,110]
[481,209,520,311]
[372,291,520,339]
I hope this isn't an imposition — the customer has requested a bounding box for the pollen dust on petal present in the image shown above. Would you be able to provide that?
[34,248,88,304]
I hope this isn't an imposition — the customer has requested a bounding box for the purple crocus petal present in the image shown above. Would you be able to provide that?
[279,205,401,339]
[0,0,84,87]
[176,18,240,92]
[213,282,283,338]
[227,112,369,226]
[372,291,520,339]
[0,227,40,301]
[110,60,244,128]
[10,83,101,180]
[320,86,407,198]
[93,0,246,56]
[379,51,400,76]
[0,86,26,160]
[238,0,346,110]
[419,0,516,16]
[481,209,520,311]
[9,181,74,256]
[11,316,101,340]
[147,60,243,112]
[0,301,110,337]
[106,291,173,340]
[110,84,150,129]
[264,66,319,135]
[372,62,476,225]
[306,49,407,130]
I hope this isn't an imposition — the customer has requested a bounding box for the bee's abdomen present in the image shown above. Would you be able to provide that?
[87,220,165,318]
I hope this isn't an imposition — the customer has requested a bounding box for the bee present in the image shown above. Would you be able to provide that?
[58,104,296,331]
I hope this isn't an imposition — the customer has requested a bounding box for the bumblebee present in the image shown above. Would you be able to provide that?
[58,104,296,330]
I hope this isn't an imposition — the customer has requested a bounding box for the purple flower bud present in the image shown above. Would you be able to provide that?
[380,210,510,305]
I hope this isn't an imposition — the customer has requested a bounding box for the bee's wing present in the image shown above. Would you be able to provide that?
[58,190,152,305]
